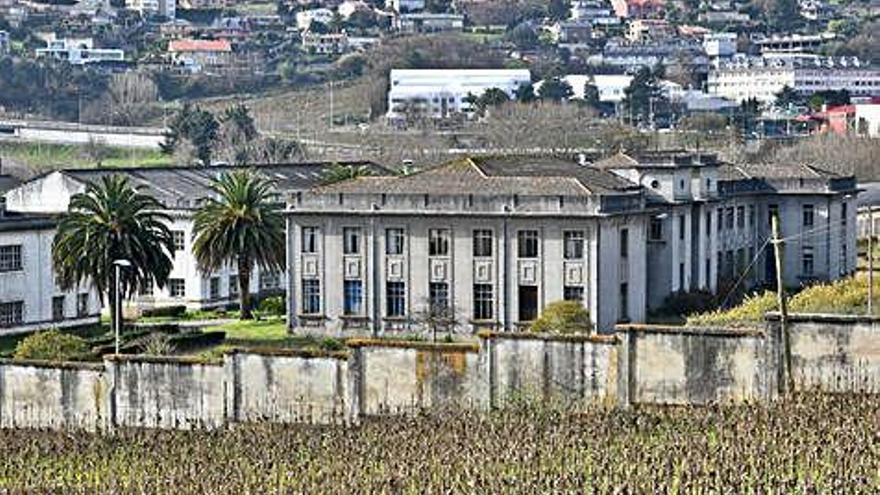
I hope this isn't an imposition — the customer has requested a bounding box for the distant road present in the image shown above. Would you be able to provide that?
[0,119,167,149]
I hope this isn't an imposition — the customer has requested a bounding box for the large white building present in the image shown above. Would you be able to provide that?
[35,35,124,66]
[0,210,101,335]
[708,55,880,103]
[284,152,858,336]
[5,162,387,313]
[387,69,532,120]
[126,0,176,19]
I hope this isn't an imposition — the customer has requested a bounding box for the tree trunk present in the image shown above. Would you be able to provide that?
[238,256,253,320]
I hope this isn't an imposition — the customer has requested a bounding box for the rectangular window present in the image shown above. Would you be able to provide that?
[841,202,848,226]
[726,207,735,230]
[302,279,321,314]
[563,230,585,259]
[429,282,449,312]
[517,230,539,258]
[706,211,712,238]
[678,215,685,240]
[802,204,814,228]
[564,286,584,302]
[0,245,22,272]
[260,271,280,290]
[737,206,745,229]
[473,229,493,257]
[343,280,363,316]
[473,284,494,320]
[737,248,746,273]
[385,281,405,317]
[618,283,629,322]
[210,277,220,300]
[171,230,185,251]
[518,286,538,322]
[343,227,361,255]
[620,228,629,258]
[649,217,663,241]
[0,301,24,327]
[52,296,65,321]
[679,262,685,288]
[802,247,814,277]
[301,226,319,254]
[748,205,755,227]
[385,228,404,255]
[428,228,450,256]
[229,275,239,297]
[77,293,89,317]
[169,279,185,298]
[717,208,723,232]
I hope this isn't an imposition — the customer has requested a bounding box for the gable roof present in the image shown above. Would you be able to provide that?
[317,156,638,197]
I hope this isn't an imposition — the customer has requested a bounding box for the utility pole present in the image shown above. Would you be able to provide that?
[869,207,875,315]
[771,213,793,394]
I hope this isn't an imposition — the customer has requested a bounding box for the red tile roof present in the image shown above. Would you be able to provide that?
[168,39,232,53]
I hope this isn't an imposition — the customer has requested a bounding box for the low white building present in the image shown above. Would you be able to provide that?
[708,55,880,103]
[295,8,335,31]
[855,103,880,137]
[35,36,124,65]
[703,32,737,59]
[387,68,531,120]
[5,162,387,313]
[0,210,101,335]
[126,0,176,19]
[394,13,464,33]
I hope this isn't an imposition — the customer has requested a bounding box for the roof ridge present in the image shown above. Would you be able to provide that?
[467,157,489,179]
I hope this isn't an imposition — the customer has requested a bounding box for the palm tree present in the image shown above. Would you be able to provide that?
[53,175,175,328]
[192,170,285,320]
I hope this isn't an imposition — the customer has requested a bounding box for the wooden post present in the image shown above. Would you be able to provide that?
[869,207,874,315]
[771,213,793,394]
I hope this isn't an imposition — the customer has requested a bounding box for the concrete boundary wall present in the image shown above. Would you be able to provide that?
[0,314,877,431]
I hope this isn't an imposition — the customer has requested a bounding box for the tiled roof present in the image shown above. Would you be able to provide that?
[0,175,21,196]
[723,162,841,180]
[317,157,639,197]
[56,162,387,209]
[593,150,721,169]
[168,39,232,53]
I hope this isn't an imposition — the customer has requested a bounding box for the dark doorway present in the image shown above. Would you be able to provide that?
[519,286,538,322]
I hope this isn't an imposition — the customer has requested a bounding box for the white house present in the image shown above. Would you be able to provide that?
[387,68,532,120]
[703,32,737,59]
[35,35,124,65]
[295,8,335,31]
[126,0,176,19]
[0,210,101,335]
[4,162,388,313]
[386,0,425,13]
[394,13,464,33]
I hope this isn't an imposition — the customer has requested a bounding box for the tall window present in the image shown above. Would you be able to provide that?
[473,284,494,320]
[76,293,89,317]
[260,271,280,290]
[343,280,363,316]
[736,206,745,229]
[841,202,848,226]
[725,207,735,230]
[428,228,450,256]
[473,229,493,257]
[386,281,405,317]
[618,283,629,322]
[302,279,321,314]
[564,286,584,302]
[649,217,663,241]
[171,230,186,251]
[52,296,65,321]
[802,247,815,277]
[717,208,723,232]
[563,230,584,259]
[343,227,361,255]
[301,227,319,254]
[517,230,539,258]
[169,279,185,298]
[385,228,405,255]
[802,204,814,228]
[210,277,221,300]
[619,228,629,258]
[429,282,449,311]
[0,301,24,327]
[0,245,22,272]
[229,275,239,297]
[748,205,755,227]
[706,211,712,238]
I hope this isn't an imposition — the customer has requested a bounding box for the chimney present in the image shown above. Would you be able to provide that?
[577,153,588,166]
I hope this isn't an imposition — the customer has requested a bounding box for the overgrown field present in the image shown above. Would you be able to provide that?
[0,393,876,493]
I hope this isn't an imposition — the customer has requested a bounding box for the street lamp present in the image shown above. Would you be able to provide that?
[112,259,132,355]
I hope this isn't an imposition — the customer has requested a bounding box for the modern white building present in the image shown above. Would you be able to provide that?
[703,32,737,59]
[4,162,387,313]
[284,152,858,337]
[126,0,176,19]
[708,56,880,103]
[386,0,425,13]
[35,35,124,65]
[0,210,101,335]
[394,13,464,33]
[387,68,532,120]
[295,8,336,31]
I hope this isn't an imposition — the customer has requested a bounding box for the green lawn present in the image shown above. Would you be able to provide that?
[193,318,344,360]
[0,142,172,172]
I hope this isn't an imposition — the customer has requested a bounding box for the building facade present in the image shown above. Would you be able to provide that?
[285,153,858,336]
[4,162,386,313]
[0,211,101,335]
[126,0,176,19]
[35,36,124,66]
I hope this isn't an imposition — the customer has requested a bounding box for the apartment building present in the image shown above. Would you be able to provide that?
[35,36,124,66]
[5,162,387,313]
[285,152,858,336]
[0,210,101,335]
[126,0,176,19]
[708,55,880,103]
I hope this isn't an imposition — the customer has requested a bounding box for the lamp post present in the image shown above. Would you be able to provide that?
[113,259,132,355]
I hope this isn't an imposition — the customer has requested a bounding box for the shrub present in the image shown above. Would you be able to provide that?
[257,296,285,317]
[659,290,716,316]
[142,334,175,356]
[141,305,187,318]
[529,301,592,334]
[14,330,90,361]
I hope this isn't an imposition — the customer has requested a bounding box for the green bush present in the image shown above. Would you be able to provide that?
[141,305,187,318]
[14,330,90,361]
[258,296,285,317]
[529,301,592,334]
